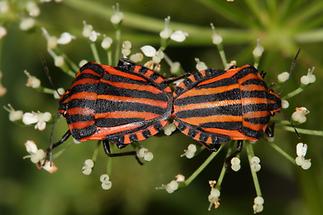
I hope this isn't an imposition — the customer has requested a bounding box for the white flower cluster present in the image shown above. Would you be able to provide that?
[3,104,23,121]
[295,143,311,170]
[163,123,177,136]
[110,3,124,25]
[277,71,290,83]
[195,58,208,71]
[230,157,241,172]
[137,147,154,162]
[121,40,132,57]
[24,70,41,89]
[129,53,144,63]
[81,159,95,175]
[100,174,112,190]
[253,196,264,214]
[252,40,264,58]
[160,174,185,194]
[181,144,197,159]
[210,23,223,45]
[23,111,52,131]
[250,156,261,172]
[23,140,58,173]
[41,28,75,50]
[300,67,316,85]
[160,16,189,42]
[0,70,6,96]
[140,45,165,64]
[291,107,310,124]
[208,180,221,210]
[101,36,113,50]
[82,21,100,42]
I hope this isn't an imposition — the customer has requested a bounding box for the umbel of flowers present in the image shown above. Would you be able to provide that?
[2,2,323,214]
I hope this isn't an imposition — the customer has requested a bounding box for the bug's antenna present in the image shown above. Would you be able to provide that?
[40,56,62,97]
[291,122,301,139]
[288,48,301,76]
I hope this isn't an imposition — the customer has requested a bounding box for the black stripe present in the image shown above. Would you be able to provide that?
[241,126,262,139]
[66,114,94,123]
[74,73,100,82]
[104,73,147,85]
[96,118,144,127]
[234,66,257,80]
[175,88,241,106]
[244,116,270,124]
[97,82,168,101]
[71,125,96,140]
[142,129,151,138]
[129,133,138,142]
[96,100,166,115]
[176,104,242,118]
[200,121,241,130]
[199,132,208,142]
[68,99,96,109]
[80,63,105,76]
[241,79,266,86]
[188,128,197,138]
[197,77,236,89]
[243,103,269,113]
[71,84,98,94]
[241,90,267,98]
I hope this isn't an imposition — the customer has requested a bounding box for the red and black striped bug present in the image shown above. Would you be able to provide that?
[48,59,173,163]
[172,64,282,152]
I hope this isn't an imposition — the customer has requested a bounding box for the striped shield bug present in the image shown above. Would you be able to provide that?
[172,65,281,151]
[48,58,173,163]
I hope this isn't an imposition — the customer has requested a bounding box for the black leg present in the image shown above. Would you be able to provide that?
[200,142,221,152]
[45,130,71,164]
[103,141,143,165]
[225,140,243,166]
[164,73,191,84]
[265,122,275,138]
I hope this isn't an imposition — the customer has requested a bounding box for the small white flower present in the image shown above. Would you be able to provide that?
[54,56,65,67]
[79,59,88,67]
[230,157,241,172]
[129,53,144,63]
[42,160,58,173]
[160,16,172,39]
[0,1,9,13]
[101,36,113,50]
[3,104,23,121]
[100,174,110,183]
[121,40,132,57]
[175,174,185,183]
[301,159,311,170]
[137,147,154,162]
[281,99,289,109]
[81,159,94,175]
[210,24,223,45]
[100,174,112,190]
[82,21,93,38]
[163,123,177,136]
[19,17,36,31]
[57,32,75,45]
[208,187,221,210]
[26,1,40,17]
[152,50,164,64]
[89,30,100,42]
[23,140,46,164]
[25,140,38,154]
[195,58,208,71]
[250,156,261,172]
[170,30,188,42]
[165,180,178,193]
[253,196,264,214]
[300,67,316,85]
[22,111,52,131]
[41,28,58,50]
[53,88,65,99]
[0,26,7,39]
[181,144,197,159]
[0,84,6,96]
[24,70,41,88]
[110,3,124,25]
[277,71,290,83]
[252,40,264,58]
[291,107,310,124]
[141,45,156,57]
[296,143,307,157]
[170,62,181,74]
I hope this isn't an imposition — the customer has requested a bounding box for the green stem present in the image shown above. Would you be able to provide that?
[107,50,112,65]
[53,142,72,159]
[90,43,101,63]
[106,157,112,176]
[282,87,304,99]
[216,43,228,69]
[92,141,101,162]
[246,143,262,197]
[183,145,223,187]
[40,87,55,95]
[269,143,296,165]
[215,147,232,189]
[283,126,323,137]
[48,49,75,77]
[114,28,121,66]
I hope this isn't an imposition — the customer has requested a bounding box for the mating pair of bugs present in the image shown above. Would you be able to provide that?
[49,58,281,163]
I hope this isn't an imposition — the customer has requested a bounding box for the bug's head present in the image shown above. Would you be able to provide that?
[58,90,70,117]
[267,89,282,115]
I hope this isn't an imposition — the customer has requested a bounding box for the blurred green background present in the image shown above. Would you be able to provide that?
[1,0,323,214]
